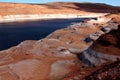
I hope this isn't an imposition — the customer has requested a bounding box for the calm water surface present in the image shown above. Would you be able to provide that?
[0,18,88,50]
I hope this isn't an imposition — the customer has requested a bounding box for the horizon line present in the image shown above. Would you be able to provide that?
[0,1,119,6]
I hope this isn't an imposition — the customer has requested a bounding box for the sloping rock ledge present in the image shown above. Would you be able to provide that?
[0,14,119,80]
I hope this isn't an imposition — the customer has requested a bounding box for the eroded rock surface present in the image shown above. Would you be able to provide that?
[0,14,120,80]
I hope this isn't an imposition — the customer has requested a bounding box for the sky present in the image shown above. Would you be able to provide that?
[0,0,119,6]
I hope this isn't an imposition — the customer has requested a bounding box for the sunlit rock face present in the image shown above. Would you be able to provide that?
[0,39,80,80]
[0,14,119,80]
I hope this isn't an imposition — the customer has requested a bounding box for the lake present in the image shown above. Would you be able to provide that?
[0,18,91,50]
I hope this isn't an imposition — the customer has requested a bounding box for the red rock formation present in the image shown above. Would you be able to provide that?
[0,13,120,80]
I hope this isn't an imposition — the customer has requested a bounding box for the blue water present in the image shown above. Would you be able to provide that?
[0,18,89,50]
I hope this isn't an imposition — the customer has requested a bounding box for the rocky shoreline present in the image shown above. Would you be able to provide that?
[0,14,119,80]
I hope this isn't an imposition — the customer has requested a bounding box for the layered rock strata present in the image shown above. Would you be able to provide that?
[0,15,119,80]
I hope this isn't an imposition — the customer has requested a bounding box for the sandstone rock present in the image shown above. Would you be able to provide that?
[49,60,77,80]
[79,48,120,66]
[9,59,44,80]
[68,48,86,54]
[101,26,111,33]
[85,30,104,42]
[0,14,119,80]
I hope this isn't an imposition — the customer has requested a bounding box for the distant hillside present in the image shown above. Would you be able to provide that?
[47,2,120,13]
[0,2,119,16]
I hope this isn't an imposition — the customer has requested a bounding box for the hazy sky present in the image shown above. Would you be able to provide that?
[0,0,119,6]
